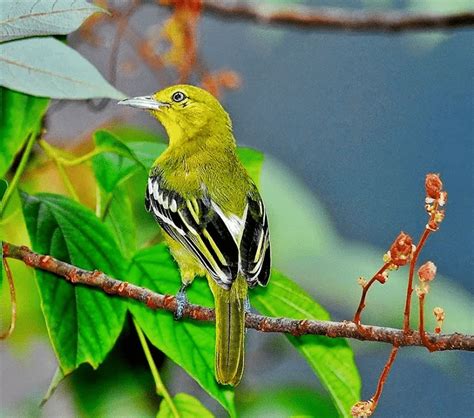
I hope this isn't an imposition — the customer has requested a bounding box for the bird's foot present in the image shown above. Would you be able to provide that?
[174,283,189,320]
[244,296,251,314]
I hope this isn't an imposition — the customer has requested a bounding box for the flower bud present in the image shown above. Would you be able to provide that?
[425,173,443,200]
[357,277,367,287]
[418,261,437,282]
[438,191,448,207]
[389,232,413,266]
[433,307,445,333]
[351,400,373,417]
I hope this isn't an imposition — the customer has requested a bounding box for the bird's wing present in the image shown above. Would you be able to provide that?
[146,174,239,289]
[239,191,271,288]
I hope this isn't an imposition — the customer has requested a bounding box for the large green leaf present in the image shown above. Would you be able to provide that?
[239,386,337,418]
[0,37,124,99]
[0,0,104,43]
[92,130,142,193]
[103,185,136,259]
[236,147,264,185]
[128,244,236,417]
[251,271,361,418]
[0,179,7,202]
[0,240,3,289]
[0,88,49,178]
[21,192,127,374]
[127,141,167,172]
[157,393,214,418]
[106,124,167,145]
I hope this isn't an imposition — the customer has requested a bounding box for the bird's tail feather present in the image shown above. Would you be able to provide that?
[209,275,246,386]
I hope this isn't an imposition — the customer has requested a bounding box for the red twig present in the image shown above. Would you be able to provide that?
[351,346,400,417]
[403,202,438,333]
[353,263,390,327]
[371,346,400,410]
[419,293,437,352]
[0,256,16,340]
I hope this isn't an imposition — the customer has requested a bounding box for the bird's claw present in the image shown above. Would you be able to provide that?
[174,283,189,320]
[244,296,251,313]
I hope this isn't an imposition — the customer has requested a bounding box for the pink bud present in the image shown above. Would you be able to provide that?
[425,173,443,200]
[418,261,437,282]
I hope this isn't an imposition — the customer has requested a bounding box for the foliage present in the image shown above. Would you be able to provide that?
[0,88,49,178]
[0,0,122,99]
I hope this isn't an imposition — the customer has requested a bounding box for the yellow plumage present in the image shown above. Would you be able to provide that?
[118,85,271,386]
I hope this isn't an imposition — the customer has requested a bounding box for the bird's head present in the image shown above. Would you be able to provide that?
[118,85,232,145]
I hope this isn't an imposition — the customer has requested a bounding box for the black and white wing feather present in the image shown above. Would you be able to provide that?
[146,173,270,289]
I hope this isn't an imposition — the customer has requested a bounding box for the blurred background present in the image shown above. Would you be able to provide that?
[1,0,473,417]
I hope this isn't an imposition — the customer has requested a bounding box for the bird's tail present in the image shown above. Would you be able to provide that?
[209,275,247,386]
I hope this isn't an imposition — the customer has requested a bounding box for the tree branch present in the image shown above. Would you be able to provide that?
[3,241,473,352]
[162,1,474,32]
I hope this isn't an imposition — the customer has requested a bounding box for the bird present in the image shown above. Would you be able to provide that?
[118,85,271,386]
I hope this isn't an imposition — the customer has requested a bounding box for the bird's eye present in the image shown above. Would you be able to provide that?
[172,91,186,102]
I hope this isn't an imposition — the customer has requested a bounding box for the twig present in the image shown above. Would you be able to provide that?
[39,140,80,202]
[371,346,399,411]
[353,263,390,327]
[134,320,180,418]
[418,293,437,352]
[0,257,16,340]
[352,346,400,416]
[0,133,37,216]
[161,1,474,32]
[403,214,436,333]
[3,241,473,352]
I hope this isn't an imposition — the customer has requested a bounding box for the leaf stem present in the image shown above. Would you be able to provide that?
[0,255,16,340]
[0,133,36,216]
[100,193,114,221]
[133,319,180,418]
[59,149,104,166]
[55,161,80,202]
[38,140,80,202]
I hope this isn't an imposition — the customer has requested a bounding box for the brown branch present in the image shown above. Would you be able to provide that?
[161,1,474,32]
[3,241,473,351]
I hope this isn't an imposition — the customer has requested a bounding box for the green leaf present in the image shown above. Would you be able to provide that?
[21,192,127,374]
[106,124,167,145]
[127,141,167,172]
[0,240,3,289]
[157,393,214,418]
[239,386,337,418]
[91,128,168,190]
[128,244,236,417]
[0,179,7,201]
[251,270,361,418]
[237,147,264,185]
[0,0,104,43]
[92,130,142,193]
[0,37,124,99]
[40,367,65,407]
[103,185,136,259]
[0,87,49,178]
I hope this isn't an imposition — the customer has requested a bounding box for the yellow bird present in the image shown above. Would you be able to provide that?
[119,85,271,386]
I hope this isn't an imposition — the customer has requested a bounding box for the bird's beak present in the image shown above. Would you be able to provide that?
[117,95,169,111]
